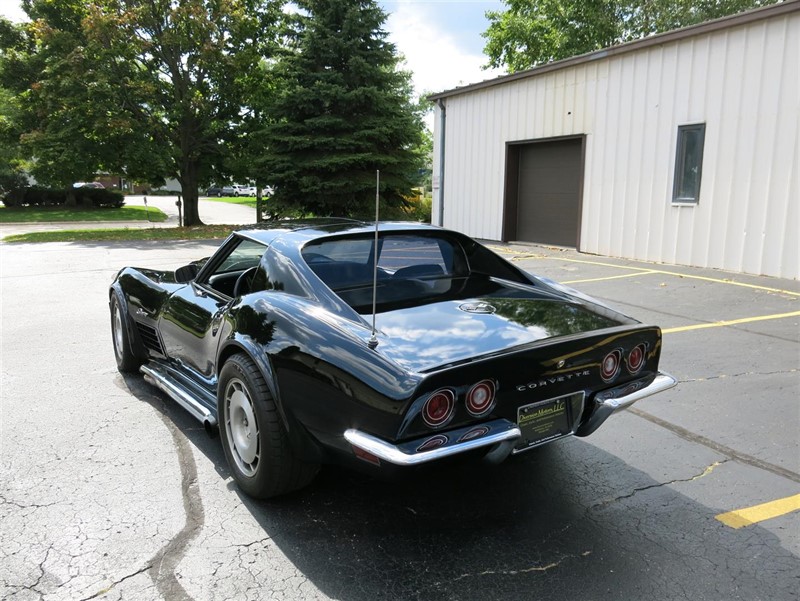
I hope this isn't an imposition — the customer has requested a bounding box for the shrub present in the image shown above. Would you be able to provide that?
[75,187,125,208]
[0,186,125,208]
[377,190,432,223]
[0,173,29,199]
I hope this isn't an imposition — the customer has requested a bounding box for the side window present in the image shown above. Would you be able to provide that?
[672,123,706,204]
[212,239,266,275]
[201,238,267,297]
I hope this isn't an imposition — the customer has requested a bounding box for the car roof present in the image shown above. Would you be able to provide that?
[235,219,445,247]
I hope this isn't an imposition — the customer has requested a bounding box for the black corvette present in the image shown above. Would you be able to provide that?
[110,220,675,498]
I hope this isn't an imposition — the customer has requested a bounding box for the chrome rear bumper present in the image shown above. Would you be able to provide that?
[574,371,677,436]
[345,371,676,466]
[345,420,521,466]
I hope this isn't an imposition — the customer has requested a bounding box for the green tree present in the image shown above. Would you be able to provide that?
[0,85,28,194]
[4,0,281,225]
[1,4,170,193]
[484,0,776,73]
[260,0,424,218]
[0,17,33,193]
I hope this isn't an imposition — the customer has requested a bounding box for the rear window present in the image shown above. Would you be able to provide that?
[302,234,467,311]
[303,235,460,284]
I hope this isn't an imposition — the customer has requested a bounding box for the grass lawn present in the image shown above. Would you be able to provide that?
[3,225,234,243]
[0,205,168,223]
[203,195,259,209]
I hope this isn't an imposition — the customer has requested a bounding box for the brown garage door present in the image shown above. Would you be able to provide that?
[514,138,583,247]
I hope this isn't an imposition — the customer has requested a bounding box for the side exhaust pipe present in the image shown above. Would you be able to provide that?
[204,418,218,439]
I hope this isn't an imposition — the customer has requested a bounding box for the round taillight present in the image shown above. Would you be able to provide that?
[466,379,495,417]
[422,389,455,428]
[626,344,646,374]
[600,349,622,382]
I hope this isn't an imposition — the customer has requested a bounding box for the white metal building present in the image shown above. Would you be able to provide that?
[430,2,799,279]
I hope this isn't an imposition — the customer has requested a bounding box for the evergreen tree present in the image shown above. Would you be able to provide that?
[261,0,424,218]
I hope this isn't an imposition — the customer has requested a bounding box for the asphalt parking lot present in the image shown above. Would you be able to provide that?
[1,238,798,600]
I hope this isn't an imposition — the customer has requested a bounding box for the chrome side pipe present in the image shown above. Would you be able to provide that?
[140,364,218,431]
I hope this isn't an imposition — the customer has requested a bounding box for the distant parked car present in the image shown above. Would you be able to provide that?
[73,182,105,189]
[222,184,256,197]
[205,186,223,197]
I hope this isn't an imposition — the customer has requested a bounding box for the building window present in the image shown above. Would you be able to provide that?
[672,123,706,204]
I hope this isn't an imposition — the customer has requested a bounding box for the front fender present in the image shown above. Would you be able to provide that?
[109,281,149,362]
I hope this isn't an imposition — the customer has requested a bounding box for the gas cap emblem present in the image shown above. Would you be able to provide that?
[458,302,496,314]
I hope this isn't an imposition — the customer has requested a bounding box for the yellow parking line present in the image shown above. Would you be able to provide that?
[562,271,657,284]
[716,494,800,529]
[650,270,800,297]
[490,248,800,297]
[662,311,800,334]
[531,256,800,297]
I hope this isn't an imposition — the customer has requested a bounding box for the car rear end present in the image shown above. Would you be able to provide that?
[345,324,675,467]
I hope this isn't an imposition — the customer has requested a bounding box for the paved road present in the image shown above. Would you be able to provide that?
[1,239,798,600]
[0,195,256,238]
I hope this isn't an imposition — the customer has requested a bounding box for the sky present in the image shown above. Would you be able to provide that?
[0,0,507,99]
[379,1,506,96]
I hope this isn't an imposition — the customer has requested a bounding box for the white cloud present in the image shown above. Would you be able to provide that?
[0,0,26,23]
[384,2,505,99]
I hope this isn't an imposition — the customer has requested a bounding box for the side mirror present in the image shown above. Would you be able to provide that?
[174,263,200,283]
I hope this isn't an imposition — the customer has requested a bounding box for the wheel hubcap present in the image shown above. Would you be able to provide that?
[225,378,260,477]
[112,303,124,360]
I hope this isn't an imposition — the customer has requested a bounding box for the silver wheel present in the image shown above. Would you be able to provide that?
[110,293,142,373]
[224,378,260,477]
[218,354,319,498]
[112,301,124,362]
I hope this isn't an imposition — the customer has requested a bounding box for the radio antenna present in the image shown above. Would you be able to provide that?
[368,170,380,350]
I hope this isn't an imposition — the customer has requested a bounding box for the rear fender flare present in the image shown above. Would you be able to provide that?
[217,337,323,461]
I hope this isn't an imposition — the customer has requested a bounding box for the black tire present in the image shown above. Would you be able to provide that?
[218,353,318,499]
[110,293,142,373]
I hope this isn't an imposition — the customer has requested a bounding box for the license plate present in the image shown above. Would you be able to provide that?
[514,392,583,452]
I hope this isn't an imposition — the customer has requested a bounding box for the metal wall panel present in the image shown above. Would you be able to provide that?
[432,11,799,278]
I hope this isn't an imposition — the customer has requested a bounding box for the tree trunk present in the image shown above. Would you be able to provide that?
[179,160,203,226]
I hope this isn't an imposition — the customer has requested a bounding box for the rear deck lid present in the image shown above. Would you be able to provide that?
[374,296,625,373]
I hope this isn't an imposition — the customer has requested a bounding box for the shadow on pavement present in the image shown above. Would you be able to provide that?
[121,373,799,601]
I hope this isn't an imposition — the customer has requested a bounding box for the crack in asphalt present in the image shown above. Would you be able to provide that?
[78,565,153,601]
[677,368,798,383]
[113,375,205,601]
[590,460,728,510]
[145,396,205,601]
[629,407,800,484]
[0,496,60,511]
[448,550,593,583]
[29,545,53,595]
[16,373,206,601]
